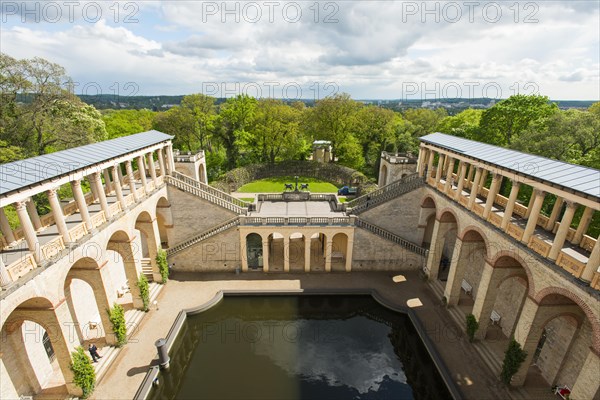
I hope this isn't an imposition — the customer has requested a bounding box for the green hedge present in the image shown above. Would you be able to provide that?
[156,248,169,284]
[137,273,150,311]
[70,346,96,398]
[108,303,127,346]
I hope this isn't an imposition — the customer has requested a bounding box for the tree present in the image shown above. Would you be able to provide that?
[478,94,558,146]
[436,109,483,139]
[402,107,447,137]
[70,346,96,398]
[102,109,155,139]
[0,140,24,163]
[180,94,217,151]
[501,339,527,385]
[353,105,398,175]
[215,94,257,169]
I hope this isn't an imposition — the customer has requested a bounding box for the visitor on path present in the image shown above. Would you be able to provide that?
[88,343,102,363]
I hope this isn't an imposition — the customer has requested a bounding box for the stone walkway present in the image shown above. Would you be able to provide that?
[91,271,540,400]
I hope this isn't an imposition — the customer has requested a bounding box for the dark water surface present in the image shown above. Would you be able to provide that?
[149,295,451,400]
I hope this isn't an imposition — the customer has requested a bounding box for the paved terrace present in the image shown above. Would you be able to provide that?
[92,272,554,400]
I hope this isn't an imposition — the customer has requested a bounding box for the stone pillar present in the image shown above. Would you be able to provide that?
[454,161,468,201]
[581,235,600,282]
[524,190,537,218]
[158,148,167,178]
[345,238,353,272]
[304,237,311,272]
[0,207,16,245]
[126,160,138,202]
[325,236,333,272]
[102,169,112,193]
[444,157,455,193]
[501,181,521,230]
[117,164,125,186]
[521,190,546,244]
[91,172,111,220]
[284,236,290,272]
[466,164,475,188]
[111,166,126,210]
[426,150,435,182]
[511,296,542,386]
[147,152,158,187]
[468,167,482,209]
[47,188,70,244]
[262,239,269,272]
[478,169,489,195]
[573,206,593,245]
[483,173,503,219]
[88,175,98,201]
[417,148,427,176]
[137,219,163,282]
[15,201,40,263]
[548,201,578,260]
[425,218,453,280]
[435,154,445,184]
[241,238,249,273]
[546,197,564,231]
[65,284,84,343]
[166,144,175,174]
[137,156,148,195]
[25,198,42,231]
[0,256,11,287]
[71,179,92,231]
[443,237,465,306]
[571,349,600,399]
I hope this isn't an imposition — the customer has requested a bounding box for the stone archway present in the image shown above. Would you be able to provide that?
[135,211,162,282]
[106,230,143,309]
[289,232,306,272]
[155,196,172,248]
[310,233,326,271]
[246,233,263,270]
[268,233,285,272]
[331,232,348,272]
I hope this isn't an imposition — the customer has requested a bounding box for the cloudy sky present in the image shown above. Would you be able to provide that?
[1,1,598,100]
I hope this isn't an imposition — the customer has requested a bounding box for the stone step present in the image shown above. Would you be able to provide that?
[148,282,163,303]
[94,345,120,384]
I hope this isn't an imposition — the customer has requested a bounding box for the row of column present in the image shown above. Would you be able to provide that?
[419,146,599,283]
[0,145,175,286]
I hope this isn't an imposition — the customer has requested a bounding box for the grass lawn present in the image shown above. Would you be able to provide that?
[236,176,338,193]
[239,197,255,203]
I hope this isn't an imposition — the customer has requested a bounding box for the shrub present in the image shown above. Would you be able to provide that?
[108,303,127,346]
[466,314,479,342]
[501,339,527,385]
[137,273,150,311]
[156,248,169,284]
[70,346,96,398]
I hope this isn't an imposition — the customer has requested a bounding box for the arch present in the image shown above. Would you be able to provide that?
[421,195,437,209]
[155,196,172,247]
[489,250,535,295]
[198,162,207,183]
[331,232,348,272]
[438,208,459,224]
[246,233,263,270]
[268,232,285,272]
[379,164,389,186]
[459,225,491,253]
[106,230,143,309]
[309,232,327,271]
[288,232,306,272]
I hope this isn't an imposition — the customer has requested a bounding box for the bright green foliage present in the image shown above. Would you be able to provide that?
[436,109,483,139]
[137,273,150,311]
[353,106,398,175]
[70,346,96,398]
[102,109,155,139]
[403,107,448,137]
[500,339,527,385]
[466,314,479,342]
[216,94,258,169]
[156,248,169,284]
[237,176,338,193]
[108,303,127,346]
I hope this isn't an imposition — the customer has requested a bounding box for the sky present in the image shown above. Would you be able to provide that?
[1,0,599,100]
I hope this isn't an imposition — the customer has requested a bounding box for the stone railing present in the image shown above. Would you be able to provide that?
[41,236,65,260]
[6,253,36,281]
[167,217,240,256]
[124,193,136,207]
[591,272,600,290]
[109,202,122,216]
[171,171,249,209]
[381,151,417,164]
[174,149,205,163]
[556,252,586,278]
[69,222,88,242]
[91,211,106,228]
[346,173,424,214]
[166,174,248,215]
[239,216,355,227]
[355,219,428,257]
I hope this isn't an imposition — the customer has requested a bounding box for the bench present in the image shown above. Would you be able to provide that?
[116,284,130,298]
[331,251,344,261]
[490,310,501,325]
[553,385,570,399]
[461,279,473,295]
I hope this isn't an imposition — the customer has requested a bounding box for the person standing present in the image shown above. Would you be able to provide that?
[88,343,102,363]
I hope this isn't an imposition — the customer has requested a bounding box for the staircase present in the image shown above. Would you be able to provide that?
[346,173,425,214]
[168,171,249,214]
[167,217,240,257]
[140,258,154,282]
[356,219,429,256]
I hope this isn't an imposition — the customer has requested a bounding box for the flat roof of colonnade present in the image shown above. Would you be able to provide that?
[0,130,173,199]
[420,133,600,200]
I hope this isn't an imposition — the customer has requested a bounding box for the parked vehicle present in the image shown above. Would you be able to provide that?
[337,186,358,196]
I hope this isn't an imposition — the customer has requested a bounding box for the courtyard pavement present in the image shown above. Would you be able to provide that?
[91,271,546,400]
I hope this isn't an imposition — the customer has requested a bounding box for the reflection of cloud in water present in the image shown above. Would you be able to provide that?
[252,316,407,394]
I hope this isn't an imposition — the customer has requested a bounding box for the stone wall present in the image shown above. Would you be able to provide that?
[166,185,238,246]
[351,228,425,271]
[536,316,577,384]
[493,277,527,337]
[169,227,241,272]
[462,243,486,299]
[555,319,593,389]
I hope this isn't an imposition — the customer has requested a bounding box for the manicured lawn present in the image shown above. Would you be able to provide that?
[239,197,255,203]
[236,176,338,193]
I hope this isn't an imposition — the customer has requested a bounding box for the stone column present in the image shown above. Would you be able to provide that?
[325,236,333,272]
[102,169,112,194]
[444,157,455,193]
[65,284,84,343]
[137,156,148,195]
[147,152,158,187]
[466,164,475,188]
[573,206,593,245]
[478,169,489,195]
[467,167,482,209]
[47,188,70,244]
[88,175,98,201]
[0,256,11,287]
[454,161,468,201]
[149,218,163,282]
[435,154,445,184]
[443,237,465,306]
[111,166,126,210]
[15,201,40,263]
[0,207,16,245]
[158,148,167,178]
[425,218,444,279]
[521,189,546,244]
[283,236,290,272]
[166,144,176,174]
[501,181,521,230]
[417,148,427,176]
[548,201,577,260]
[241,237,249,273]
[71,179,92,231]
[262,239,269,272]
[546,197,564,231]
[483,173,503,219]
[524,190,537,219]
[581,235,600,282]
[511,296,543,386]
[345,238,353,272]
[426,150,435,182]
[304,237,311,272]
[91,172,111,220]
[126,160,138,202]
[571,349,600,399]
[25,198,42,231]
[117,164,125,186]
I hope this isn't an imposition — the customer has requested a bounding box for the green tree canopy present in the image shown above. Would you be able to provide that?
[215,94,257,169]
